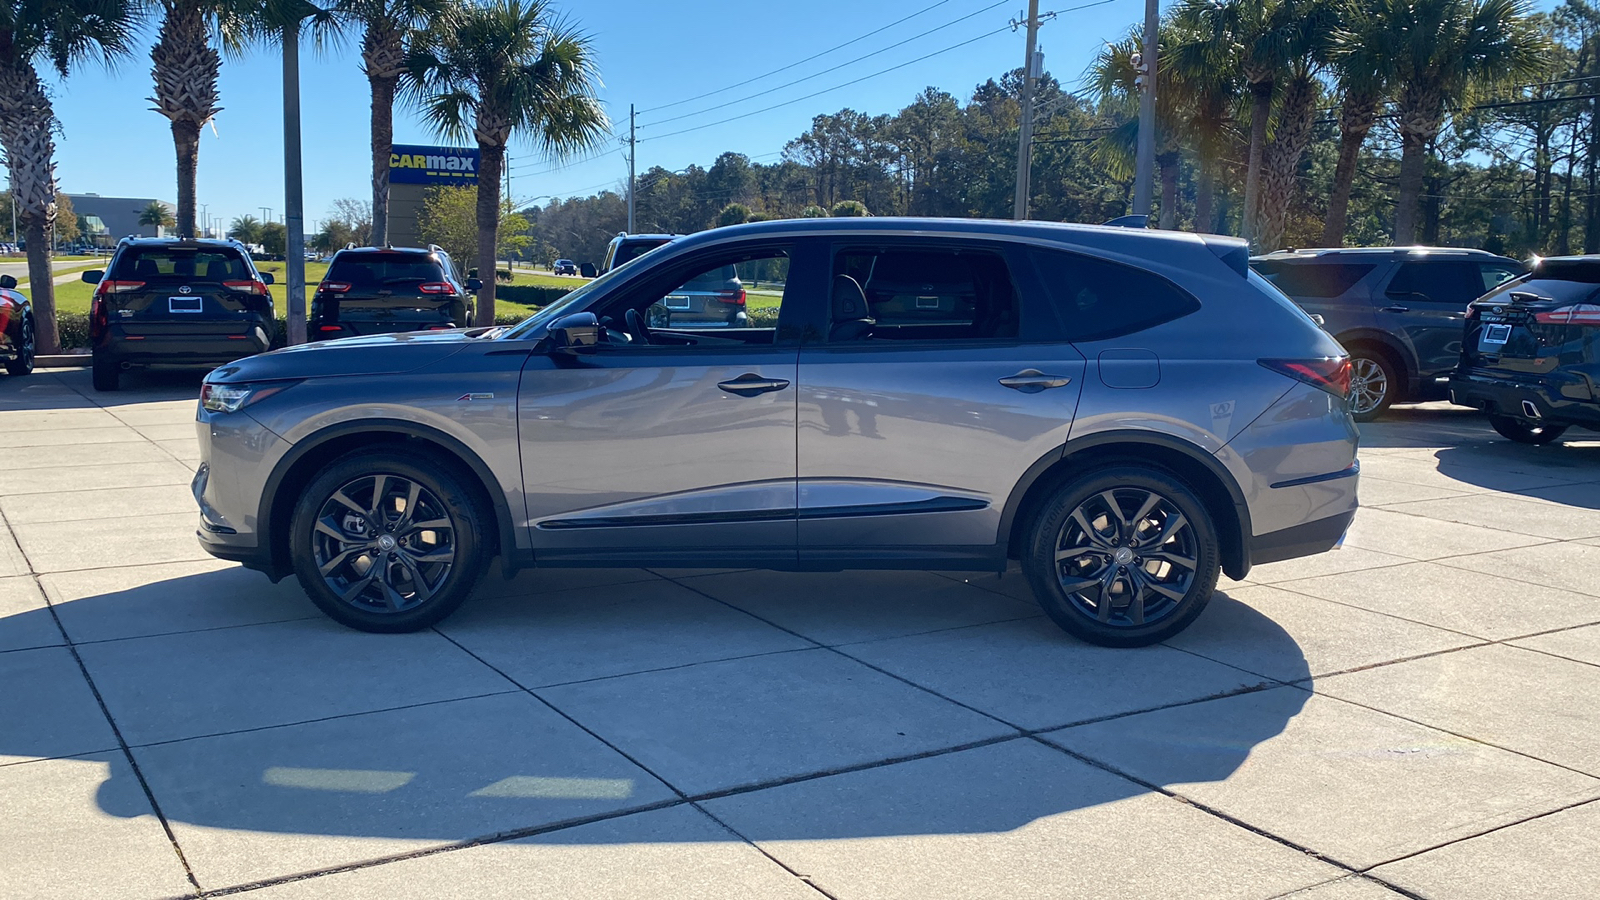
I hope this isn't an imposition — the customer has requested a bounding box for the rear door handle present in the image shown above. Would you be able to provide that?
[1381,306,1409,313]
[718,373,791,397]
[999,369,1073,393]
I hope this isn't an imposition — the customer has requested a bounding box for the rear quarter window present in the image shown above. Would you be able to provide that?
[1029,248,1199,342]
[1251,261,1375,298]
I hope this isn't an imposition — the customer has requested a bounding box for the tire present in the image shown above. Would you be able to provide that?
[1489,414,1568,445]
[1347,349,1398,422]
[91,349,119,391]
[289,449,489,633]
[1023,466,1222,648]
[4,314,33,376]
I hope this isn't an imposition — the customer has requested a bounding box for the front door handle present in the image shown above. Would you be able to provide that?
[999,369,1073,393]
[718,373,791,397]
[1381,306,1410,314]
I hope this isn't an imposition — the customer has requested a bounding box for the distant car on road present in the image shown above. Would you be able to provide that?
[310,246,479,340]
[82,237,279,391]
[553,258,578,276]
[1452,255,1600,445]
[194,217,1357,648]
[1251,247,1523,420]
[0,274,34,376]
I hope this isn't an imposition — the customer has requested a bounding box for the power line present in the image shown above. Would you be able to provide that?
[641,24,1015,142]
[638,0,959,115]
[640,0,1012,128]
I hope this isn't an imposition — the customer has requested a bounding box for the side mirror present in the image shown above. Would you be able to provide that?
[82,270,103,285]
[546,311,601,353]
[466,277,483,292]
[0,274,15,290]
[259,272,275,285]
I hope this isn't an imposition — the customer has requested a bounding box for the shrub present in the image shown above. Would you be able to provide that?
[495,284,572,307]
[56,312,92,350]
[496,269,513,283]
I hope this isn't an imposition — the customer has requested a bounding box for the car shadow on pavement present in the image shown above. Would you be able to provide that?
[5,566,1310,855]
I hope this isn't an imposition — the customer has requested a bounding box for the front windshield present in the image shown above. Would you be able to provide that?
[498,264,631,340]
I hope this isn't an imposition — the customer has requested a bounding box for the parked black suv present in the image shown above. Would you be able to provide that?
[1451,255,1600,444]
[1251,248,1524,420]
[310,246,479,339]
[82,238,278,392]
[600,232,674,274]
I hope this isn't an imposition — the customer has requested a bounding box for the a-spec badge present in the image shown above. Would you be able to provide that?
[457,392,494,401]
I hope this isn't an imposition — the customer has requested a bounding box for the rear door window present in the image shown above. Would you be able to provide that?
[1386,261,1487,306]
[1251,261,1375,298]
[1029,248,1199,342]
[112,248,252,283]
[832,245,1019,340]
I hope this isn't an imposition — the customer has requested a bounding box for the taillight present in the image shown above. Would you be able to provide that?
[317,325,343,332]
[1259,357,1352,399]
[714,288,746,306]
[418,282,457,295]
[90,297,109,342]
[223,280,268,296]
[94,280,144,295]
[1533,304,1600,324]
[318,281,352,293]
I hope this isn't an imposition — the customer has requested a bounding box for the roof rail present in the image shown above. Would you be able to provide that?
[427,244,445,255]
[346,242,356,250]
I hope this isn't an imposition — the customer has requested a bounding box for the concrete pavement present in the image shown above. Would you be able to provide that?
[2,368,1599,899]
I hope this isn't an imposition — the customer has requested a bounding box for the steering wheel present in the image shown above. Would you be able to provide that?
[625,308,651,344]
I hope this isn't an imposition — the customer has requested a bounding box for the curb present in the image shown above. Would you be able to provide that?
[36,355,90,368]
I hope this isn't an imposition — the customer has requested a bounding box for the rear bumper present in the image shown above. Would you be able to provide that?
[1449,371,1600,428]
[1248,508,1356,567]
[100,329,271,366]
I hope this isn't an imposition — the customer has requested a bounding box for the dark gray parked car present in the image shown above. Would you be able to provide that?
[1251,247,1523,420]
[194,218,1359,647]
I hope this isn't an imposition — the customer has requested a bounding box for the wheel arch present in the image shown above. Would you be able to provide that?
[258,419,517,580]
[999,431,1253,581]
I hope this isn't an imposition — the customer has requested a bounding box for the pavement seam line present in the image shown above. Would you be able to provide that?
[1347,793,1600,879]
[685,799,843,900]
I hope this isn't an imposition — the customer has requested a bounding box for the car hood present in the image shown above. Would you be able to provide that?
[206,329,478,383]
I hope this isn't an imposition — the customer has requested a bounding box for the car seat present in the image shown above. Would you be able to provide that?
[830,274,875,341]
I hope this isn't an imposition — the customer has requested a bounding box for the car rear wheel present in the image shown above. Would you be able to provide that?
[4,314,33,376]
[91,350,119,391]
[289,449,487,633]
[1347,351,1396,421]
[1023,467,1221,647]
[1489,415,1568,445]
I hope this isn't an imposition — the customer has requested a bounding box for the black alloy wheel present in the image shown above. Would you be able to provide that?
[1488,414,1568,446]
[290,450,486,632]
[4,314,33,376]
[1025,467,1220,647]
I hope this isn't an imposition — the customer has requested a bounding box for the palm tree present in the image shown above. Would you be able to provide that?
[137,200,176,233]
[0,0,141,353]
[227,213,264,245]
[1090,26,1188,229]
[405,0,607,325]
[333,0,445,246]
[1257,4,1334,251]
[1174,0,1305,245]
[1322,1,1395,246]
[1163,14,1241,234]
[148,1,234,239]
[1380,0,1547,243]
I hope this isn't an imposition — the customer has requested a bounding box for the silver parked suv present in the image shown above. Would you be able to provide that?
[194,218,1359,647]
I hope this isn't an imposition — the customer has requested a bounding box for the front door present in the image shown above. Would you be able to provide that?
[796,239,1085,567]
[518,241,815,567]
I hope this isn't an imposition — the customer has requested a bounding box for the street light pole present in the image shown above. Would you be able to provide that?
[282,21,307,345]
[1132,0,1159,218]
[1012,0,1041,220]
[627,104,636,233]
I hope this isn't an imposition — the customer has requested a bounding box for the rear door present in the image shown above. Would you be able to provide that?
[795,238,1084,566]
[1378,260,1485,378]
[319,251,467,334]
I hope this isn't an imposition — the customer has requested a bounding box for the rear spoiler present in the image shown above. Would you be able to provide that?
[1200,234,1250,277]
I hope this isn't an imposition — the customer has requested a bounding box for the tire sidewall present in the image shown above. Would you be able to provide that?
[1489,415,1568,445]
[1024,466,1222,648]
[289,449,486,632]
[5,315,32,375]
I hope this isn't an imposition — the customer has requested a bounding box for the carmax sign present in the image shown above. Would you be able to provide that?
[389,144,480,186]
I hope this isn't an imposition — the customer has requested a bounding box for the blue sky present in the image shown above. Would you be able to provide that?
[40,0,1562,232]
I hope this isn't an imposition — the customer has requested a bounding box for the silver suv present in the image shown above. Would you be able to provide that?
[194,218,1359,647]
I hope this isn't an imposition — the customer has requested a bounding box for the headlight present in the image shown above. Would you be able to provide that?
[200,381,295,414]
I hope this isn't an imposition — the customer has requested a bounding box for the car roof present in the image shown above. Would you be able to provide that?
[1251,246,1510,262]
[335,246,439,256]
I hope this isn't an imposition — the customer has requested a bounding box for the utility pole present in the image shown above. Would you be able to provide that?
[1131,0,1159,218]
[627,104,637,233]
[199,203,208,239]
[1012,0,1041,220]
[282,21,307,346]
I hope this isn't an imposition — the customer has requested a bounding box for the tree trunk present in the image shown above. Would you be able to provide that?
[1242,80,1273,246]
[1194,166,1215,234]
[1394,129,1429,244]
[172,119,200,239]
[1322,92,1377,248]
[1258,73,1317,253]
[0,61,60,353]
[1158,154,1179,230]
[1586,94,1600,253]
[475,143,504,327]
[369,73,396,246]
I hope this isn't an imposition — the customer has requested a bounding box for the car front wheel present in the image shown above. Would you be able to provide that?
[1489,414,1568,445]
[289,449,488,632]
[1023,467,1221,647]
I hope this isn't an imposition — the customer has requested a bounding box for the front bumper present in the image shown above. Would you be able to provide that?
[192,410,292,579]
[1449,371,1600,429]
